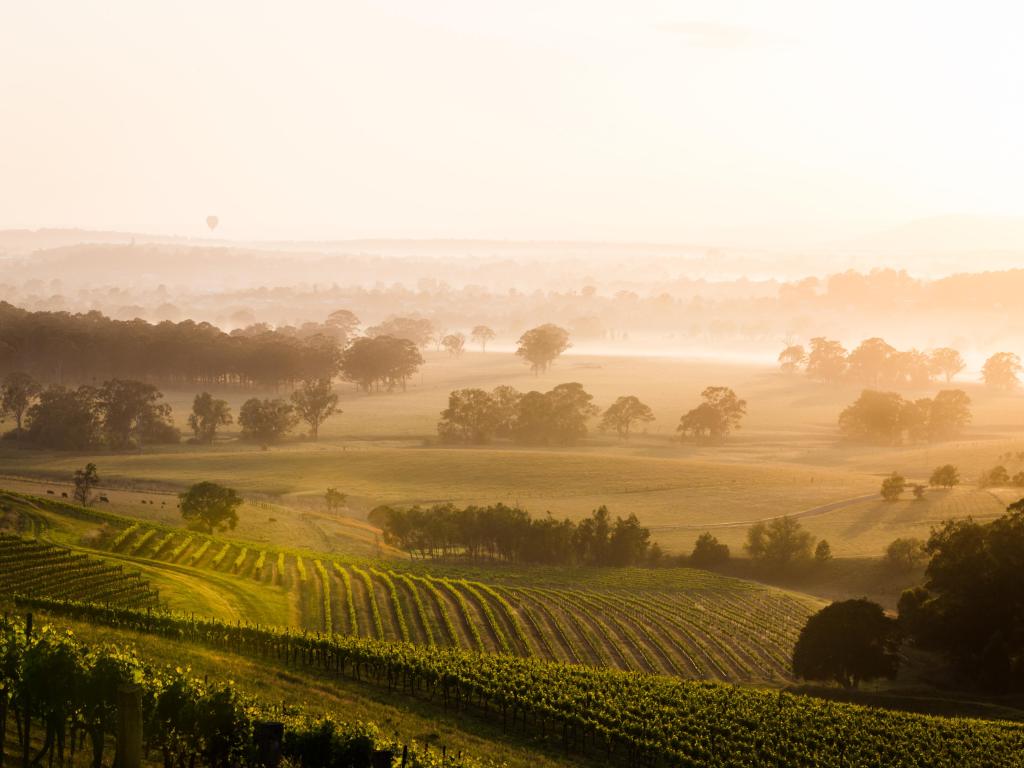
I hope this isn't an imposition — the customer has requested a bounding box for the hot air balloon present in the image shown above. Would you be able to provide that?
[206,215,219,231]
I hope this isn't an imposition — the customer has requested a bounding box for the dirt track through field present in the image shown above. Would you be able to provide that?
[650,492,881,532]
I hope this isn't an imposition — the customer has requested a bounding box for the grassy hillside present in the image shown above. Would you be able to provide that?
[3,490,822,685]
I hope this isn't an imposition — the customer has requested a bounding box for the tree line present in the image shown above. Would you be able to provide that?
[781,336,1024,391]
[0,373,341,450]
[367,503,657,567]
[838,388,972,444]
[437,384,745,445]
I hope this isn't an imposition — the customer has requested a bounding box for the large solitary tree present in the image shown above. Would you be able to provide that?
[238,398,298,448]
[470,325,496,352]
[929,347,965,383]
[677,386,746,443]
[0,371,40,438]
[982,352,1022,391]
[179,481,243,534]
[515,324,571,374]
[599,396,655,439]
[189,392,233,444]
[72,463,100,505]
[290,378,339,440]
[442,333,466,358]
[792,599,900,689]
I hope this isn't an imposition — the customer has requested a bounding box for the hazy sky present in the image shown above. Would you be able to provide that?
[2,1,1023,243]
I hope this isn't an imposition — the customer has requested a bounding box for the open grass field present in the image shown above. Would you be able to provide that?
[3,352,1023,559]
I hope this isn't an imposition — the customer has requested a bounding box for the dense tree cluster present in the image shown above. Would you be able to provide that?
[364,316,434,348]
[338,335,424,393]
[368,503,655,566]
[899,501,1024,691]
[782,337,969,387]
[0,302,341,388]
[838,388,971,444]
[437,383,599,445]
[745,516,816,572]
[793,599,900,689]
[677,387,746,443]
[6,374,181,450]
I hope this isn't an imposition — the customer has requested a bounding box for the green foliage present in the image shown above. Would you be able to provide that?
[373,502,653,567]
[0,371,41,436]
[690,533,730,570]
[979,464,1011,488]
[73,462,100,505]
[364,316,434,347]
[805,337,847,383]
[439,383,599,446]
[24,385,101,450]
[442,332,466,357]
[238,398,299,447]
[880,472,906,501]
[677,386,746,443]
[930,464,960,488]
[0,534,158,608]
[777,344,806,374]
[324,487,347,512]
[18,599,1024,768]
[814,539,832,563]
[514,324,570,374]
[290,378,339,440]
[839,389,971,445]
[885,538,926,572]
[95,378,179,449]
[339,335,424,392]
[0,303,340,389]
[792,599,900,688]
[512,383,599,445]
[0,614,484,768]
[902,502,1024,691]
[179,482,242,534]
[981,351,1022,391]
[470,325,495,352]
[598,395,655,439]
[745,516,815,571]
[189,392,233,444]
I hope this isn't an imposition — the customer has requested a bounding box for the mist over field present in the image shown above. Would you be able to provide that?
[4,3,1024,767]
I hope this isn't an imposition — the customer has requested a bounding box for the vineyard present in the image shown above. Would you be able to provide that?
[97,516,817,683]
[1,490,820,684]
[0,534,158,608]
[0,613,485,768]
[18,598,1024,768]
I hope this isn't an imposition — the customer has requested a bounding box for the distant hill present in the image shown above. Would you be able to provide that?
[840,214,1024,255]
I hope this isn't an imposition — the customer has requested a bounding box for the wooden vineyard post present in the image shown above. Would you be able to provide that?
[115,685,142,768]
[253,721,284,768]
[21,614,31,768]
